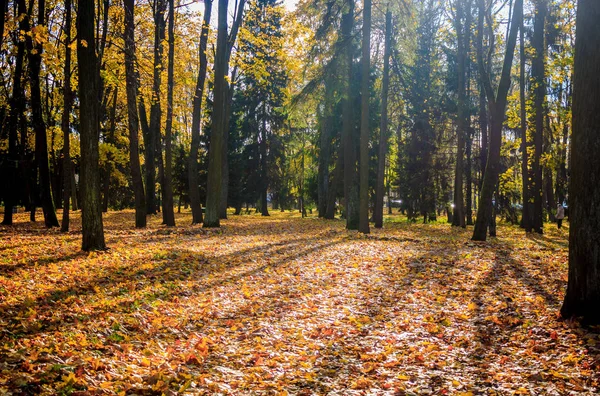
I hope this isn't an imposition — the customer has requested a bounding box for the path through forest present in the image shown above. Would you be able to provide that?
[0,211,598,394]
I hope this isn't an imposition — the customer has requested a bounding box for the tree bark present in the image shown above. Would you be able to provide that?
[520,7,531,232]
[531,0,546,234]
[1,0,26,226]
[60,0,72,232]
[162,0,176,226]
[560,0,600,324]
[188,0,212,224]
[204,0,229,227]
[77,0,106,250]
[374,9,391,229]
[25,0,59,228]
[358,0,371,234]
[124,0,146,227]
[342,0,358,230]
[472,0,522,241]
[452,0,467,228]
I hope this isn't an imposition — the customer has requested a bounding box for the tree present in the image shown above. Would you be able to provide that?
[472,0,522,241]
[342,0,359,230]
[520,3,531,232]
[204,0,230,227]
[560,0,600,324]
[124,0,146,228]
[358,0,371,234]
[61,0,73,232]
[162,0,176,226]
[374,9,392,229]
[531,0,546,234]
[188,0,212,225]
[77,0,106,250]
[25,0,59,228]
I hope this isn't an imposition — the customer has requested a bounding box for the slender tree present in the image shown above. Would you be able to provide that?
[25,0,59,227]
[560,0,600,324]
[472,0,522,241]
[358,0,371,234]
[531,0,546,234]
[77,0,106,250]
[374,9,392,229]
[342,0,359,230]
[60,0,72,232]
[124,0,146,227]
[162,0,176,226]
[520,4,531,232]
[188,0,212,224]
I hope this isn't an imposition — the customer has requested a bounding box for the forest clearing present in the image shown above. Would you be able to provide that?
[1,210,598,395]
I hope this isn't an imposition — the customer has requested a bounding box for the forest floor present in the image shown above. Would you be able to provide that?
[0,210,598,395]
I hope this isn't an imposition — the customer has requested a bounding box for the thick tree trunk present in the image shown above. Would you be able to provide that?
[124,0,146,227]
[60,0,72,232]
[188,0,211,224]
[204,0,229,227]
[561,0,600,324]
[77,0,106,250]
[342,0,358,230]
[531,0,546,234]
[472,0,522,241]
[374,10,391,229]
[26,0,58,228]
[162,0,176,226]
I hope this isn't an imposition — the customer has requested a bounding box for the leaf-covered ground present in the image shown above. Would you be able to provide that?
[0,210,598,395]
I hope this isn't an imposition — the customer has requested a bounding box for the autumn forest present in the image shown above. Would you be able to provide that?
[1,0,600,393]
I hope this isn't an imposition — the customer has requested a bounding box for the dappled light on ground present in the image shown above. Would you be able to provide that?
[0,211,597,394]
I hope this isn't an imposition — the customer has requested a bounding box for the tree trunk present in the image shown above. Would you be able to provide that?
[342,0,358,230]
[188,0,212,224]
[162,0,176,226]
[358,0,371,234]
[60,0,72,232]
[318,76,335,218]
[520,8,531,232]
[325,147,343,219]
[102,88,118,213]
[472,0,522,241]
[452,0,467,228]
[260,102,269,216]
[374,9,391,229]
[1,0,26,226]
[204,0,229,227]
[77,0,106,250]
[560,0,600,324]
[25,0,59,228]
[531,0,546,234]
[124,0,146,227]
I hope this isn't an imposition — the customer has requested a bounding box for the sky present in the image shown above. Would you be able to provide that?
[188,0,299,25]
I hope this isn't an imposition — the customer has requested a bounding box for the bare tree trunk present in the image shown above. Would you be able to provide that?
[561,0,600,324]
[162,0,176,226]
[452,0,467,228]
[77,0,106,250]
[102,88,118,213]
[531,0,546,234]
[472,0,522,241]
[1,0,26,226]
[342,0,358,230]
[374,9,391,229]
[60,0,72,232]
[124,0,146,227]
[358,0,371,234]
[520,8,531,232]
[204,0,229,227]
[188,0,212,224]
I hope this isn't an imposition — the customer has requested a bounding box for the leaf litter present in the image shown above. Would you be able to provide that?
[0,210,598,395]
